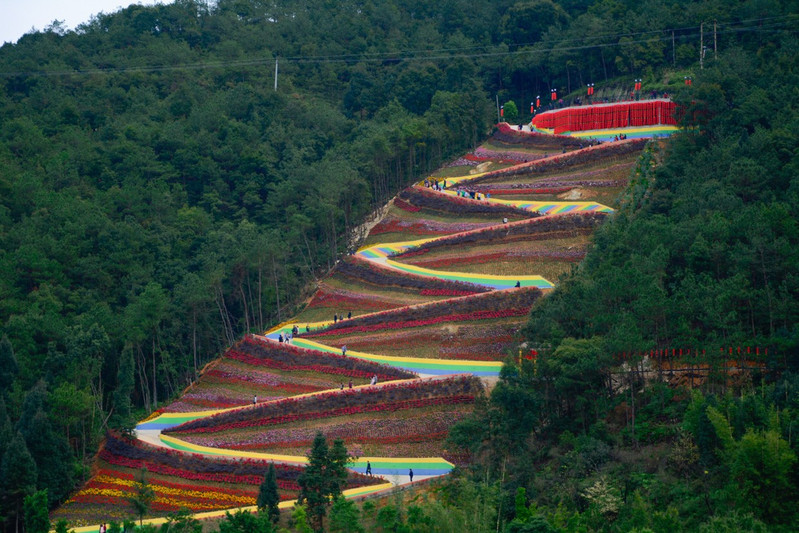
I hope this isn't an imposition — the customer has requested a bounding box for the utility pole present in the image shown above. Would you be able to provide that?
[496,94,500,123]
[274,57,278,91]
[700,22,704,69]
[672,30,676,66]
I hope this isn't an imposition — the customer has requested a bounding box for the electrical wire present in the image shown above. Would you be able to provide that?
[0,14,796,77]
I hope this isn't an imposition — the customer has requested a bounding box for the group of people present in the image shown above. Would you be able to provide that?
[423,178,447,191]
[277,324,301,344]
[456,189,489,201]
[613,133,629,141]
[332,311,352,323]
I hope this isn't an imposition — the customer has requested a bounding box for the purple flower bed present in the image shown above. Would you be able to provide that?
[336,256,492,294]
[181,410,470,450]
[398,187,537,218]
[305,287,542,336]
[463,139,648,186]
[371,215,496,235]
[232,335,417,381]
[471,147,547,163]
[391,213,605,258]
[446,157,480,167]
[493,123,585,148]
[164,376,484,434]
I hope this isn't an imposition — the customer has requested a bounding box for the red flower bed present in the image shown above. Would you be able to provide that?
[93,469,258,497]
[232,335,417,381]
[230,431,449,451]
[164,376,483,435]
[170,395,475,434]
[390,213,604,259]
[397,187,536,218]
[405,249,586,269]
[394,198,421,212]
[462,139,647,186]
[484,187,573,195]
[99,449,274,486]
[419,289,478,296]
[304,308,530,337]
[100,432,380,490]
[494,123,585,148]
[306,285,401,311]
[303,287,540,336]
[336,255,490,295]
[370,217,493,237]
[205,370,321,394]
[227,350,393,381]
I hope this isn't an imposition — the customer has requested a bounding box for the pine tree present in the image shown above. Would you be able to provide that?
[297,433,353,532]
[22,408,75,506]
[297,432,331,533]
[23,489,50,533]
[0,397,13,461]
[111,345,136,432]
[257,463,280,524]
[328,438,350,496]
[127,467,155,526]
[0,431,37,533]
[0,335,18,395]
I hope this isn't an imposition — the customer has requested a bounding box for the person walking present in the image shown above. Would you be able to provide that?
[253,395,257,405]
[342,345,347,355]
[409,468,414,482]
[366,461,372,476]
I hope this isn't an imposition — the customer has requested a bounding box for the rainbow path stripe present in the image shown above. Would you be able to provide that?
[158,433,455,476]
[531,123,678,141]
[63,483,395,533]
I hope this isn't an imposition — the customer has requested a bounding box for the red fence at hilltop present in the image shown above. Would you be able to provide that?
[532,100,679,134]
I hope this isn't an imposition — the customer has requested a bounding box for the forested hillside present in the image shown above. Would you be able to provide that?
[0,0,797,529]
[439,7,799,533]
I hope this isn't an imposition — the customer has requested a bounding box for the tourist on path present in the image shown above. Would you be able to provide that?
[409,468,414,482]
[366,461,372,475]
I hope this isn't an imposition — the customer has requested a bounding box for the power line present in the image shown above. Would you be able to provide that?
[0,15,796,78]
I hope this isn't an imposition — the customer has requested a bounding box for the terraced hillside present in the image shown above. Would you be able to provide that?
[55,123,656,531]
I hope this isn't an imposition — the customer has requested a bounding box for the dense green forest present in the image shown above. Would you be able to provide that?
[0,0,797,530]
[440,6,799,533]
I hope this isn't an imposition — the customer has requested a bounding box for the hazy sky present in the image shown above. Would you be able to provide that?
[0,1,163,45]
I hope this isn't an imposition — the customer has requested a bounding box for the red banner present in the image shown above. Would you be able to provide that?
[532,100,678,134]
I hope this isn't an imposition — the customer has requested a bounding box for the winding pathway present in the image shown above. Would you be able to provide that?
[111,133,665,532]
